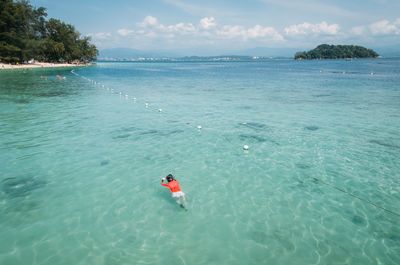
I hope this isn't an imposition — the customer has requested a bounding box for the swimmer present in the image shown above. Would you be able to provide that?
[161,174,187,210]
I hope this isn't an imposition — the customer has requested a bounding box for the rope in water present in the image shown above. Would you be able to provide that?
[70,68,400,218]
[312,177,400,217]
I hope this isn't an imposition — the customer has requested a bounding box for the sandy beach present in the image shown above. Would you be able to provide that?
[0,62,89,70]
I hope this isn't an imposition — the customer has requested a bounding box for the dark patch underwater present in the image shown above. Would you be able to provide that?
[369,139,400,149]
[304,126,319,131]
[239,122,268,131]
[2,176,46,198]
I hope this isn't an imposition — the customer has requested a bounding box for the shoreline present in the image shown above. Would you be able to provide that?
[0,62,91,70]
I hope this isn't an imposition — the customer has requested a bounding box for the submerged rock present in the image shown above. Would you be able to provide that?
[313,94,331,98]
[239,134,267,143]
[114,134,131,139]
[2,176,46,198]
[240,122,268,131]
[139,129,158,135]
[14,98,30,104]
[295,163,311,169]
[351,215,366,226]
[304,126,319,131]
[100,160,110,166]
[239,134,280,145]
[369,139,400,149]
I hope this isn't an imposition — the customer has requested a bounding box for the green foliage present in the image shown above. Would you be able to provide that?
[0,0,98,63]
[294,44,379,60]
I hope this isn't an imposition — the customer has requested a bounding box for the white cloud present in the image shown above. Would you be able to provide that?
[284,21,339,36]
[140,16,159,27]
[247,25,284,41]
[369,18,400,35]
[200,17,216,30]
[216,24,284,41]
[137,16,195,35]
[116,15,284,49]
[217,25,245,38]
[136,16,283,41]
[350,18,400,37]
[161,22,196,34]
[117,28,134,36]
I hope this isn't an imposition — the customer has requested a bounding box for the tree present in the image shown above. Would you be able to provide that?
[0,0,97,63]
[294,44,379,60]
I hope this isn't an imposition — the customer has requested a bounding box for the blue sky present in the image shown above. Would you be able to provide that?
[31,0,400,53]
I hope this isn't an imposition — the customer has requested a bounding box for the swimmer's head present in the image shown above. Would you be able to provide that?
[166,174,174,182]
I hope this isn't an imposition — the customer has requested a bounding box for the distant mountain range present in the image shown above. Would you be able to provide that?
[374,46,400,58]
[98,47,301,59]
[98,45,400,60]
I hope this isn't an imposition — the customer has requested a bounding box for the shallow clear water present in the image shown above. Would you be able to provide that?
[0,59,399,265]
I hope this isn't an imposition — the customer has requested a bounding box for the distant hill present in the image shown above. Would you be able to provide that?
[99,45,395,61]
[295,44,379,60]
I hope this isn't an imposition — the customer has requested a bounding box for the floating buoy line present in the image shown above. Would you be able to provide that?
[71,69,216,136]
[70,69,399,218]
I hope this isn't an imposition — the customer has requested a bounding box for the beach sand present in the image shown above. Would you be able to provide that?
[0,62,90,70]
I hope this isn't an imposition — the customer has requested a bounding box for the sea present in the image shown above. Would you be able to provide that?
[0,59,399,265]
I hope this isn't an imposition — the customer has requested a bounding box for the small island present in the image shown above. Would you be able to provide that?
[294,44,379,60]
[0,0,97,67]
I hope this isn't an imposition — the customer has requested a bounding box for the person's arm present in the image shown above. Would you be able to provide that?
[161,178,168,187]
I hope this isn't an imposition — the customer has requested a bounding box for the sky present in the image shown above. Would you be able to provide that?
[31,0,400,54]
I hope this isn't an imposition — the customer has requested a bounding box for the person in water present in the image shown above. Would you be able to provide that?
[161,174,187,209]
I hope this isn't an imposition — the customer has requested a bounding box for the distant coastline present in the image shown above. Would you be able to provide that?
[97,56,290,62]
[0,62,91,70]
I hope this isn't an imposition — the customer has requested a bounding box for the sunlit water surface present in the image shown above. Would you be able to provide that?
[0,59,399,265]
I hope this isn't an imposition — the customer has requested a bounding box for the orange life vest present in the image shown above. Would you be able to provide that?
[161,180,182,193]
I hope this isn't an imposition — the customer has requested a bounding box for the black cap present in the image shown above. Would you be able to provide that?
[166,174,174,182]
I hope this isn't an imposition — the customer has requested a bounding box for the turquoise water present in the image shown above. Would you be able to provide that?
[0,59,399,265]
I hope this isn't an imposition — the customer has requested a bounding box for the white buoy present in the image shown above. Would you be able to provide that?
[243,145,249,151]
[158,108,162,112]
[197,125,202,129]
[119,92,122,95]
[370,72,374,75]
[145,103,149,108]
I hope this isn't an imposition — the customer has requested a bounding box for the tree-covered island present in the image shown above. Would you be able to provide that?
[294,44,379,60]
[0,0,98,64]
